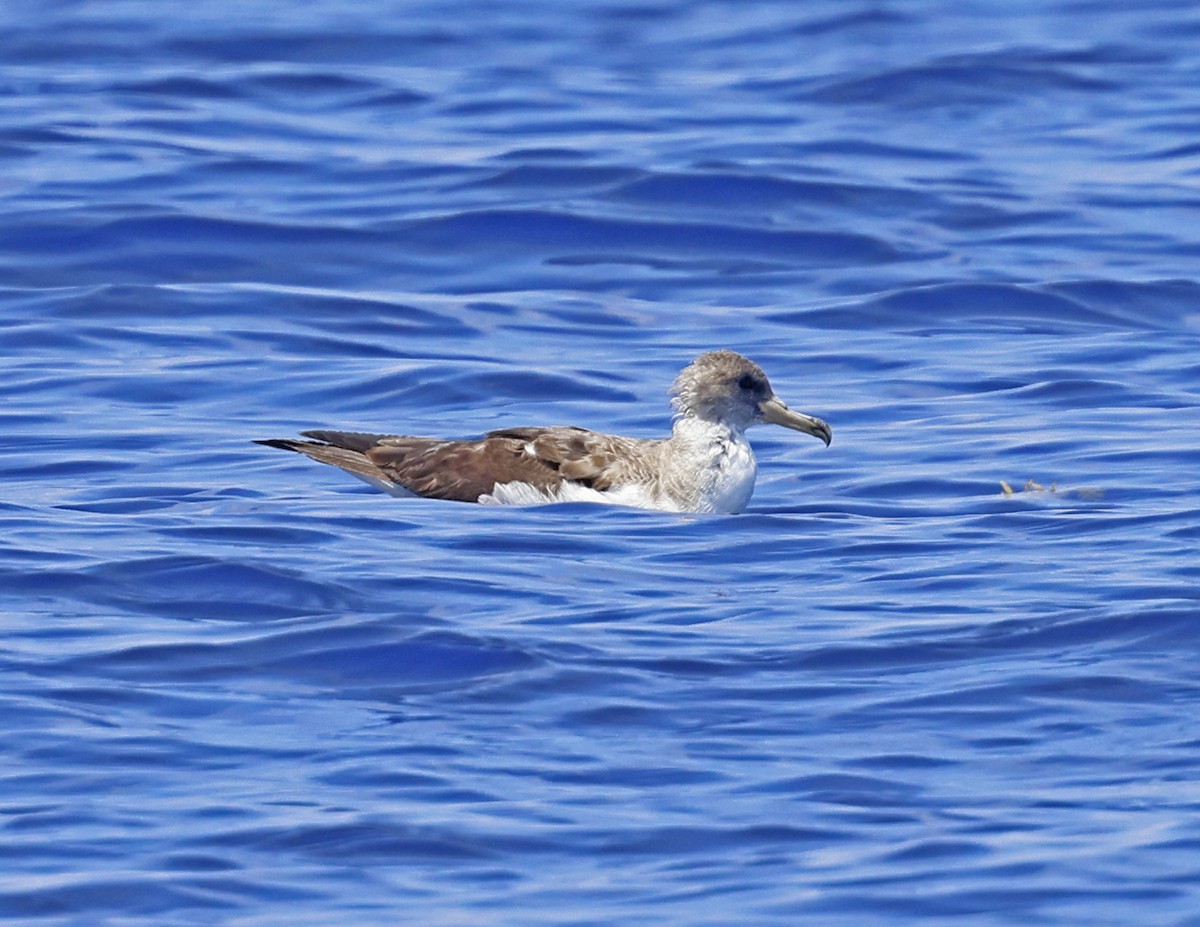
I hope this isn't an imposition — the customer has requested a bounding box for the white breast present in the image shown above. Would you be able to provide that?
[701,438,758,514]
[654,418,759,514]
[663,434,754,515]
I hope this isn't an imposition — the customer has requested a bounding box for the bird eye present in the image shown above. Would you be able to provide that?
[737,374,758,391]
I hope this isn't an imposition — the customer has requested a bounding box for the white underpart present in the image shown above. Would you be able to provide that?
[666,415,758,514]
[479,479,678,510]
[479,416,759,514]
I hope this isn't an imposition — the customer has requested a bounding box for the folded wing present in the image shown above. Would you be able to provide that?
[258,426,655,503]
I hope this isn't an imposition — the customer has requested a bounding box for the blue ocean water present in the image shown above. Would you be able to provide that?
[3,0,1200,923]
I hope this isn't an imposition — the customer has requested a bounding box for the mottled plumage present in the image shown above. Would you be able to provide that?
[257,350,831,514]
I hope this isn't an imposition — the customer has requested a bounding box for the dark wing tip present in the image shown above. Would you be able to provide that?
[299,430,394,453]
[255,438,306,452]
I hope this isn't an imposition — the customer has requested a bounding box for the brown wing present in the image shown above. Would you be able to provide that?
[260,425,657,504]
[482,426,659,491]
[256,433,399,488]
[366,432,562,502]
[257,426,657,503]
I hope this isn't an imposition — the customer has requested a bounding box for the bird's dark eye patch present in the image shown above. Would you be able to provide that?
[737,373,759,391]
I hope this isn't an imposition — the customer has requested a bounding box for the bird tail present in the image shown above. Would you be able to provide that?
[255,435,395,487]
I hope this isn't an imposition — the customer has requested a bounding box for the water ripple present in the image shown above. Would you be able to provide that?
[3,1,1200,925]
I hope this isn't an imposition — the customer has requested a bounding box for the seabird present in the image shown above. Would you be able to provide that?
[256,350,831,514]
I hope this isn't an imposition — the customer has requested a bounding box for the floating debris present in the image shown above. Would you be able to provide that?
[1000,479,1103,500]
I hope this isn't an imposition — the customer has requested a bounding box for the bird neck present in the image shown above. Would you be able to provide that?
[669,413,748,451]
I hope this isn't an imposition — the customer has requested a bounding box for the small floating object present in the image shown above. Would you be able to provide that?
[1000,479,1102,500]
